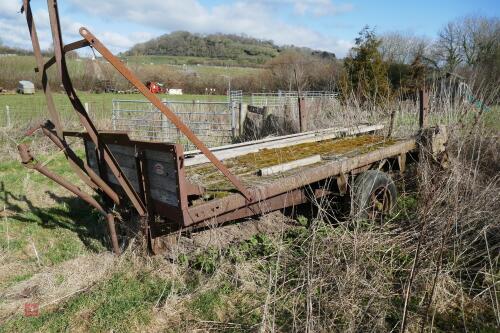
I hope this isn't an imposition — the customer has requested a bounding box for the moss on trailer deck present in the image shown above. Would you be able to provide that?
[186,134,396,197]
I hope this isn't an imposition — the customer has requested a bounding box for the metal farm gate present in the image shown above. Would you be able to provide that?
[250,91,338,107]
[112,99,237,150]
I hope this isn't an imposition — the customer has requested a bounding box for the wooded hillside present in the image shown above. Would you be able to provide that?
[125,31,335,66]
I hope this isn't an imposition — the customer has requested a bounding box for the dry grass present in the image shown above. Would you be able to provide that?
[0,252,116,321]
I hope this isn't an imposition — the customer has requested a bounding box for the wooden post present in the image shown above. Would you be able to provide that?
[298,97,306,132]
[262,106,269,118]
[161,98,167,141]
[419,90,429,130]
[238,103,247,136]
[112,100,117,130]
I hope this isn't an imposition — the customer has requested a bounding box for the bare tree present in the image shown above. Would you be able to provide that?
[428,15,499,72]
[266,50,312,92]
[431,21,463,72]
[380,31,430,64]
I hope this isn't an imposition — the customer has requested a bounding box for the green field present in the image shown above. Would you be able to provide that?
[124,55,264,73]
[0,91,228,106]
[0,55,263,93]
[124,55,263,78]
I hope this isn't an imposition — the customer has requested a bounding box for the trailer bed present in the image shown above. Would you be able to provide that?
[186,134,398,201]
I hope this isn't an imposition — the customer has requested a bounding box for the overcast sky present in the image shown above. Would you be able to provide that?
[0,0,498,58]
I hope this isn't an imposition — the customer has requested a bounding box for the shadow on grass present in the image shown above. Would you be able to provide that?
[1,181,110,253]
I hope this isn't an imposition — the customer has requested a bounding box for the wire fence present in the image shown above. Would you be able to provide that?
[0,102,111,130]
[2,88,473,143]
[111,99,237,150]
[250,91,338,107]
[229,90,243,105]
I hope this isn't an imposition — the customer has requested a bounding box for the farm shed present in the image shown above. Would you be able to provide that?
[17,80,35,94]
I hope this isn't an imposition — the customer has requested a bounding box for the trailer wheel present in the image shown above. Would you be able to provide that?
[352,170,397,221]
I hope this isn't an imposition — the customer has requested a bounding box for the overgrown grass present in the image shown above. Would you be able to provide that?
[0,147,108,271]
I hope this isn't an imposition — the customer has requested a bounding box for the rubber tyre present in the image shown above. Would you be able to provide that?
[352,170,397,222]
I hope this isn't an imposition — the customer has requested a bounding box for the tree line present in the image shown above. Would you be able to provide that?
[266,15,499,106]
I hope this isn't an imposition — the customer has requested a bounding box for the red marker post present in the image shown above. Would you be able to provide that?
[24,303,39,317]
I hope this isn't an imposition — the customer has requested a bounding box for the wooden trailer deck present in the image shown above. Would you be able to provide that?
[186,134,397,199]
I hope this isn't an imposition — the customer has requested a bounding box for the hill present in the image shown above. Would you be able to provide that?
[125,31,335,66]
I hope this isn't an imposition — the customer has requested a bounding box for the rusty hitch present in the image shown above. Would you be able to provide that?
[17,143,121,255]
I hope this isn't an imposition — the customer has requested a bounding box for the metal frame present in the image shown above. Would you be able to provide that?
[18,0,255,253]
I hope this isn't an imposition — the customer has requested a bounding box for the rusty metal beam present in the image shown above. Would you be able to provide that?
[78,27,252,202]
[419,90,429,130]
[22,1,120,206]
[40,126,120,204]
[198,189,309,226]
[46,1,146,216]
[23,0,62,136]
[45,39,90,69]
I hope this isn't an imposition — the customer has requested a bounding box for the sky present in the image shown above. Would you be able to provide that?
[0,0,499,58]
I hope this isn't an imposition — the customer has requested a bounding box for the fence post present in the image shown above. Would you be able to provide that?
[419,89,429,130]
[5,105,11,127]
[231,101,237,138]
[298,97,306,132]
[112,100,117,130]
[239,103,247,136]
[84,102,93,121]
[161,98,167,142]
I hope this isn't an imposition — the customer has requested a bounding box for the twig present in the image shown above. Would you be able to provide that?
[29,237,42,267]
[400,230,423,333]
[484,229,500,326]
[154,282,171,308]
[3,204,9,250]
[40,286,91,309]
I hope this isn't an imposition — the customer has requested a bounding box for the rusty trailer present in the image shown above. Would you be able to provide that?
[17,1,447,255]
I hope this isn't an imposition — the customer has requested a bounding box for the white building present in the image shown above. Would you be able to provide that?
[168,88,183,95]
[17,80,35,94]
